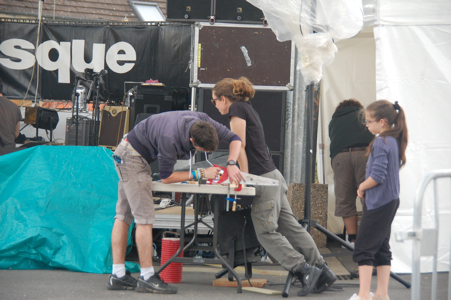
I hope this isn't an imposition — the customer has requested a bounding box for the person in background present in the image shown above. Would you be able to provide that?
[0,77,22,151]
[107,110,244,294]
[212,77,337,296]
[348,100,408,300]
[329,99,374,244]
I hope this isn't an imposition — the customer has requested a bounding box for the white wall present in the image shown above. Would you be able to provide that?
[319,28,376,234]
[375,24,451,273]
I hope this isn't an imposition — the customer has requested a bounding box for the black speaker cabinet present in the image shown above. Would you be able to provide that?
[218,208,260,256]
[65,117,98,146]
[167,0,211,22]
[270,152,284,175]
[134,113,152,127]
[129,85,174,129]
[199,89,285,152]
[215,1,264,23]
[199,89,285,173]
[98,106,130,149]
[167,0,264,23]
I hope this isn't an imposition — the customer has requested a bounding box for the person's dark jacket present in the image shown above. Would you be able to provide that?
[329,106,374,162]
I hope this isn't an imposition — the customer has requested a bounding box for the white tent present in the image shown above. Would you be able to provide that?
[320,0,451,273]
[249,0,451,273]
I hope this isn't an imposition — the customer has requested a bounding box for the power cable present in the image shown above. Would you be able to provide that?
[21,0,45,107]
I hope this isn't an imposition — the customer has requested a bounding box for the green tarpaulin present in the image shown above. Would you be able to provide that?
[0,146,139,273]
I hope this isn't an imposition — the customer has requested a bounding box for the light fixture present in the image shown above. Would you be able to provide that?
[25,107,59,131]
[129,1,166,22]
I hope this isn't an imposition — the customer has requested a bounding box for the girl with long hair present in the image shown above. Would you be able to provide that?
[350,100,408,300]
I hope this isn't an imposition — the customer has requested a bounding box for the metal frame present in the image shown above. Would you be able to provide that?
[396,169,451,300]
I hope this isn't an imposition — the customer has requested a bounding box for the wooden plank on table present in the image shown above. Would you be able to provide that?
[213,278,267,288]
[155,206,195,215]
[242,287,282,295]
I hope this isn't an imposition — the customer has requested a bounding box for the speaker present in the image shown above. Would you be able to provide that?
[199,89,285,173]
[129,86,172,129]
[167,0,211,22]
[215,1,264,23]
[65,117,98,146]
[199,89,285,152]
[218,208,260,255]
[167,0,264,23]
[129,85,190,129]
[98,106,130,149]
[134,113,153,127]
[270,152,284,174]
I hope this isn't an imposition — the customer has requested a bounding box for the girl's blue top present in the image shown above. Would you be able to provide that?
[365,135,400,210]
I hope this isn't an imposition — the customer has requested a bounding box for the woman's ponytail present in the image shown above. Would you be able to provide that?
[366,100,408,167]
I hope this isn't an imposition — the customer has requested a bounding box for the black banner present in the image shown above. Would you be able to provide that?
[0,21,191,102]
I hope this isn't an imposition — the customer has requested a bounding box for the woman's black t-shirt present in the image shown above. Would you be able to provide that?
[228,100,276,176]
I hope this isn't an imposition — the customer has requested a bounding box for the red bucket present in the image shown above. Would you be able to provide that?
[160,232,183,283]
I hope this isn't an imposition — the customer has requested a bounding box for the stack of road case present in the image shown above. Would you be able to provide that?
[65,117,98,146]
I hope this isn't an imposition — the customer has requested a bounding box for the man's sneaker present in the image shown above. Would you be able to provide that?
[294,263,322,296]
[312,264,337,293]
[135,275,177,294]
[107,270,138,290]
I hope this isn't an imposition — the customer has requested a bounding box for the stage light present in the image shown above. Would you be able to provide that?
[25,107,59,131]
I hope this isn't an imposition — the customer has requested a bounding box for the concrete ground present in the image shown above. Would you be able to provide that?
[0,242,448,300]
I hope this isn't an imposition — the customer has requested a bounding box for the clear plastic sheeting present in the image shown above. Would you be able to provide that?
[0,146,139,274]
[247,0,363,84]
[362,0,378,27]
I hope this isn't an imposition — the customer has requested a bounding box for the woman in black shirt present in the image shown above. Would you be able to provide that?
[212,77,336,296]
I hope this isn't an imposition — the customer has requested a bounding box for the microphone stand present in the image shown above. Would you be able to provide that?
[72,78,82,146]
[92,76,101,146]
[91,70,107,146]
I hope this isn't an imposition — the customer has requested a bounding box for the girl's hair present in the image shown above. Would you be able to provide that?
[366,100,408,168]
[213,77,255,102]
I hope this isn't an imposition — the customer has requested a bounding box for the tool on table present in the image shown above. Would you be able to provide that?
[226,184,231,212]
[221,172,279,187]
[225,183,240,212]
[232,193,239,211]
[213,164,277,211]
[211,164,279,188]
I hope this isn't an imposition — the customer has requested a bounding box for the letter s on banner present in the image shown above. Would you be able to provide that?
[36,40,71,84]
[106,41,136,74]
[0,39,35,70]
